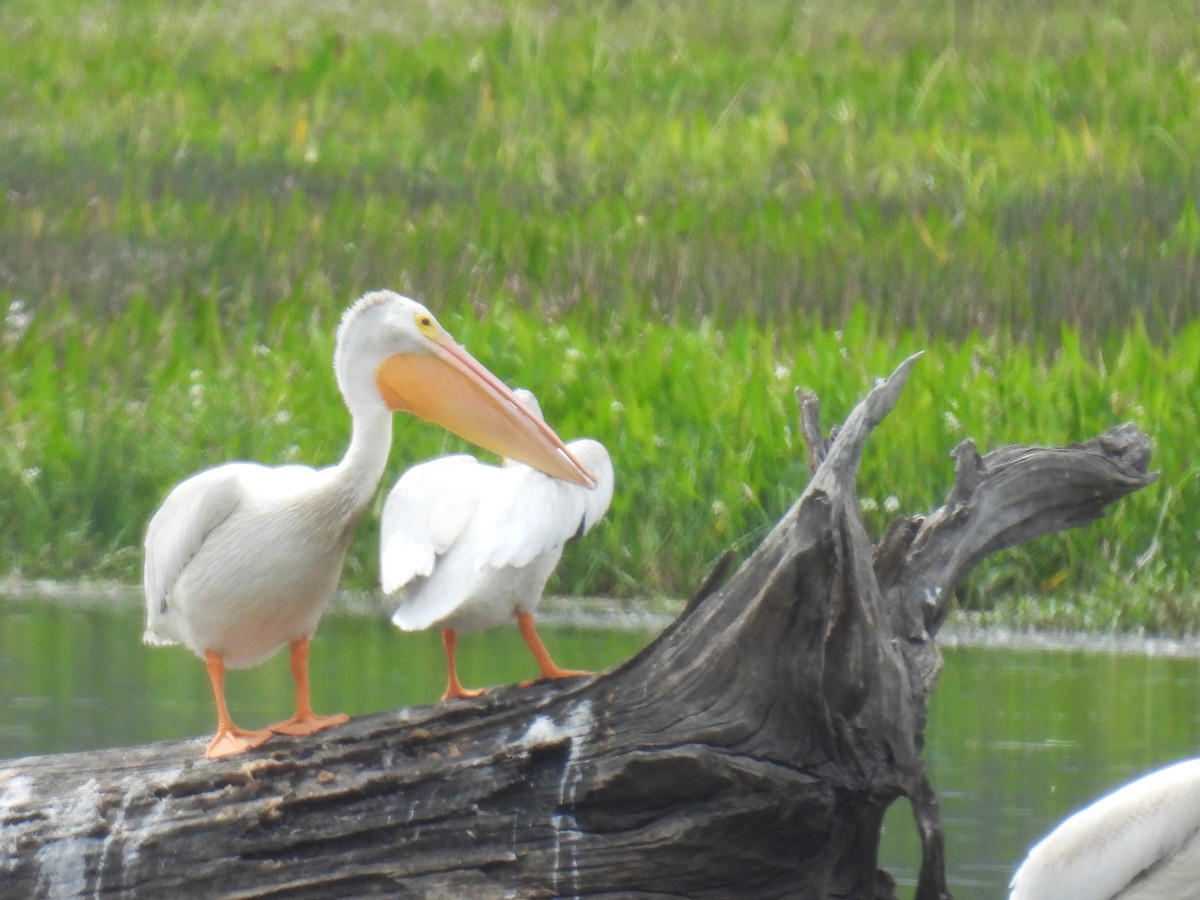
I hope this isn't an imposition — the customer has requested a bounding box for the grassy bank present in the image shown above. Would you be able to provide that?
[2,1,1199,631]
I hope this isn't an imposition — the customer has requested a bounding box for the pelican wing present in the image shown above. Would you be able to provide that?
[1009,758,1200,900]
[483,439,615,570]
[142,464,252,640]
[379,455,493,594]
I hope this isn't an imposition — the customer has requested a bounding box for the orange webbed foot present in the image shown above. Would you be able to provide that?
[206,725,273,759]
[516,612,591,687]
[545,665,592,680]
[269,638,349,736]
[269,711,350,736]
[439,628,487,702]
[441,683,486,702]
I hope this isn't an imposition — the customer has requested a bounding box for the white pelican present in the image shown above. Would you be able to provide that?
[143,291,595,759]
[1009,757,1200,899]
[380,389,614,700]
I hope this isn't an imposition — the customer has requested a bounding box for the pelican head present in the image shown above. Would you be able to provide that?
[335,291,596,488]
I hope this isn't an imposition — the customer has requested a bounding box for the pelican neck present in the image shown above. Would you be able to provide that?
[332,401,394,511]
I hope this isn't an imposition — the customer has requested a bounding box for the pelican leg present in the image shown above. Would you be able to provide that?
[204,650,272,759]
[441,629,485,701]
[517,612,590,683]
[269,638,350,736]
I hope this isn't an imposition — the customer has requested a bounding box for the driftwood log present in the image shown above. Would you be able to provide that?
[0,354,1155,898]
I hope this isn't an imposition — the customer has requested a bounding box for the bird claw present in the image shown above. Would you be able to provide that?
[441,684,486,701]
[269,712,350,736]
[206,726,273,759]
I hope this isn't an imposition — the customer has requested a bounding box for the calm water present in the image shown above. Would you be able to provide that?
[3,595,1200,899]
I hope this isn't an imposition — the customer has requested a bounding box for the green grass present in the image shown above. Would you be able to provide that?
[2,0,1199,631]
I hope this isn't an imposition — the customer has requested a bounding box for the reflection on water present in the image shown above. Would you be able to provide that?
[3,594,1200,898]
[881,641,1200,898]
[0,595,656,758]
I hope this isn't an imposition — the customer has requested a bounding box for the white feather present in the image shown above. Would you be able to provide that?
[381,435,614,634]
[142,456,361,668]
[379,455,491,593]
[142,464,245,646]
[1009,758,1200,900]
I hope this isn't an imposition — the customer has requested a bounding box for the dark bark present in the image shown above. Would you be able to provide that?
[0,354,1155,898]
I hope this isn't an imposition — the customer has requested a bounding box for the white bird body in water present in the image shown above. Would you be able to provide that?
[381,389,614,699]
[143,292,595,758]
[1009,757,1200,900]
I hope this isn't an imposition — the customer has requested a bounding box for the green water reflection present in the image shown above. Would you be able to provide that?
[3,598,1199,898]
[881,644,1200,897]
[0,598,653,757]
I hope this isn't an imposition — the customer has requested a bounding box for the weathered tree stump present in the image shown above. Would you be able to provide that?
[0,354,1156,898]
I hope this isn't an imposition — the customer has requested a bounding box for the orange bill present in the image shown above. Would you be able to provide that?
[376,343,596,488]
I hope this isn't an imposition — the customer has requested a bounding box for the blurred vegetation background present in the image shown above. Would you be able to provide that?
[2,0,1198,631]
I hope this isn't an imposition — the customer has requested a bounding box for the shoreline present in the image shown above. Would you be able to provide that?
[4,576,1199,656]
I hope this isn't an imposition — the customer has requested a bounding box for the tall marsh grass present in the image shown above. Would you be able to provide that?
[2,0,1199,630]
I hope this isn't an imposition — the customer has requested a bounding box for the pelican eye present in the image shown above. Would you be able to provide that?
[415,312,437,336]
